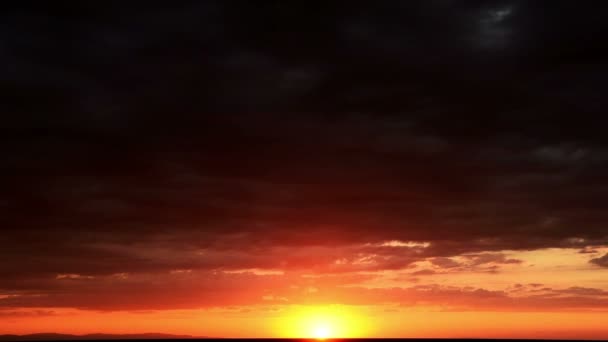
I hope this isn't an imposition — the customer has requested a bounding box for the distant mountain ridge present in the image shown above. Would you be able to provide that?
[0,333,205,341]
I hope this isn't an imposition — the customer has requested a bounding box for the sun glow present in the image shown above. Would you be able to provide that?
[311,322,331,340]
[274,305,371,339]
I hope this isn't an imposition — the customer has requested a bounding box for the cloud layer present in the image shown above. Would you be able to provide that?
[1,1,608,312]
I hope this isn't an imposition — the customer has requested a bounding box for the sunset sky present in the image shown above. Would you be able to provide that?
[2,1,608,339]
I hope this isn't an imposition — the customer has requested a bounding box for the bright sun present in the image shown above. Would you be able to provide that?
[311,322,332,340]
[275,305,370,339]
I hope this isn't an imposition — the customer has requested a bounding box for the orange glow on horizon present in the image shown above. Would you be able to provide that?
[1,306,608,339]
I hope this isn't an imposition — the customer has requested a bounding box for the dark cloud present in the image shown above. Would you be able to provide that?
[464,253,523,266]
[411,269,437,276]
[579,247,599,254]
[1,1,608,310]
[556,286,608,296]
[590,253,608,268]
[3,272,608,312]
[430,257,462,269]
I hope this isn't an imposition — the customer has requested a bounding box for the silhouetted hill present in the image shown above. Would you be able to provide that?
[0,333,202,341]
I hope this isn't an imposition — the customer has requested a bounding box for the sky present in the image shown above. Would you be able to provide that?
[2,0,608,339]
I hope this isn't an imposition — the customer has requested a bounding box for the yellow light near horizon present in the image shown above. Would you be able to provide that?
[274,305,370,339]
[311,322,331,340]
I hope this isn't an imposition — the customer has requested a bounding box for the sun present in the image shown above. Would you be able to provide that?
[311,322,332,340]
[274,305,370,339]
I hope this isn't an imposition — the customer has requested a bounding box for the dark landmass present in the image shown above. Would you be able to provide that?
[0,334,202,341]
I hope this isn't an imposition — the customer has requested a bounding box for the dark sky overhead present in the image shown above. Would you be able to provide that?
[1,1,608,338]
